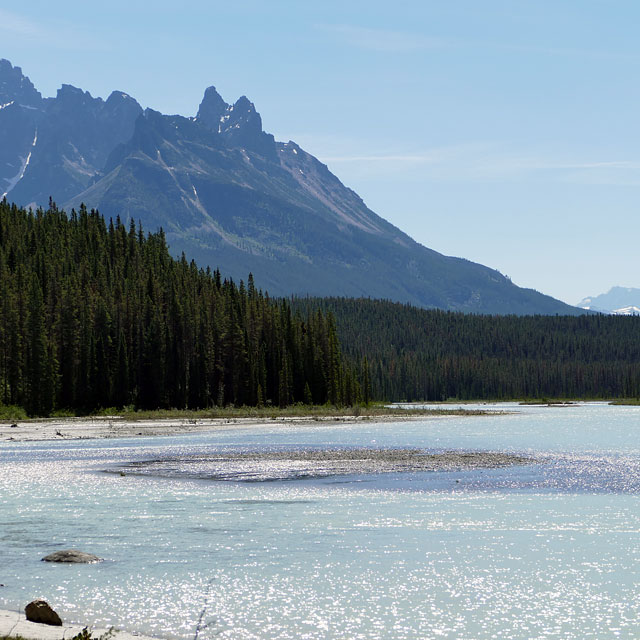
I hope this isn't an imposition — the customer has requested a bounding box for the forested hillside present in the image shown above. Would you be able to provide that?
[0,201,362,416]
[295,298,640,401]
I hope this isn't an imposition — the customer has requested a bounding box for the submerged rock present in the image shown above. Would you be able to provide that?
[25,599,63,625]
[42,549,103,563]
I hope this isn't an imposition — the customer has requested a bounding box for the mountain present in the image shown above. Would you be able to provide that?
[0,60,142,206]
[578,287,640,315]
[0,59,584,315]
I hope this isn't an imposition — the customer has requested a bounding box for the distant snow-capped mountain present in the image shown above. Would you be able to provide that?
[578,287,640,314]
[611,306,640,316]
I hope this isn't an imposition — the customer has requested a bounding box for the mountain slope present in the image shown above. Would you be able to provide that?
[0,59,583,315]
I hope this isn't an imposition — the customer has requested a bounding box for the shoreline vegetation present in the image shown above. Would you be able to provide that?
[2,397,637,425]
[2,399,638,441]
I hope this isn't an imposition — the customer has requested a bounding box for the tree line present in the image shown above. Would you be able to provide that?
[294,297,640,401]
[0,201,367,416]
[3,200,638,416]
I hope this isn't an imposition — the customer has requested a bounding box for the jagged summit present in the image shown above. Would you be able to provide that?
[195,87,276,159]
[225,95,262,135]
[0,69,142,205]
[0,59,585,315]
[55,83,89,99]
[0,59,42,108]
[196,86,229,127]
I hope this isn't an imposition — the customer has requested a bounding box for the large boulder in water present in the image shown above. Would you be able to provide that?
[25,599,63,625]
[42,549,103,563]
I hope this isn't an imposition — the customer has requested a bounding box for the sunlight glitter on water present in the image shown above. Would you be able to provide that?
[1,403,639,639]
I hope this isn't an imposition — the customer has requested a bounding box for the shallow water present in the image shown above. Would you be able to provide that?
[1,403,639,639]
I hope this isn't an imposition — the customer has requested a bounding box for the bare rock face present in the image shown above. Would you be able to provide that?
[25,599,63,626]
[42,549,103,563]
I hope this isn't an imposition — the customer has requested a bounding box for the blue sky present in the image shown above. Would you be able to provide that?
[2,0,639,304]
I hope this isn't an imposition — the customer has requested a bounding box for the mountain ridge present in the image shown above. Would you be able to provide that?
[0,59,584,315]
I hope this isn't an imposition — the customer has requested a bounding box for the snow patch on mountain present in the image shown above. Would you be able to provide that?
[1,128,37,198]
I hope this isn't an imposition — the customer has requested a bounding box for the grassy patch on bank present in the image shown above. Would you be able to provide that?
[107,403,494,421]
[0,403,502,423]
[518,399,578,406]
[0,404,28,421]
[609,398,640,405]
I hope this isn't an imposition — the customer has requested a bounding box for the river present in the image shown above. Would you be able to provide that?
[1,402,638,639]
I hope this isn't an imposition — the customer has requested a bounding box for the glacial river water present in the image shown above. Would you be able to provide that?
[1,402,639,639]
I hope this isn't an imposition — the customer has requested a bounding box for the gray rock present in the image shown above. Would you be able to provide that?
[42,549,103,563]
[25,599,63,626]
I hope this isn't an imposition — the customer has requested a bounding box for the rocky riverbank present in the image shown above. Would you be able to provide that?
[0,608,157,640]
[0,411,491,443]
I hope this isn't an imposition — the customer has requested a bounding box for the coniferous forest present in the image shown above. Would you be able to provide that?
[0,201,361,416]
[296,298,640,401]
[2,201,640,417]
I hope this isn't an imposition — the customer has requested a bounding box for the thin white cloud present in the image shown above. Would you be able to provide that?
[322,154,438,165]
[0,9,109,51]
[318,24,451,52]
[0,9,43,37]
[317,22,639,62]
[317,143,640,185]
[469,155,640,181]
[535,160,640,170]
[317,143,495,181]
[487,41,640,63]
[275,132,640,185]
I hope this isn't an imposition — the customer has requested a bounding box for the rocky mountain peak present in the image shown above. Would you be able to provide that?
[55,84,95,106]
[104,90,143,123]
[196,86,229,129]
[232,95,254,111]
[195,86,276,158]
[105,90,139,107]
[226,96,261,131]
[221,95,276,160]
[0,58,42,107]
